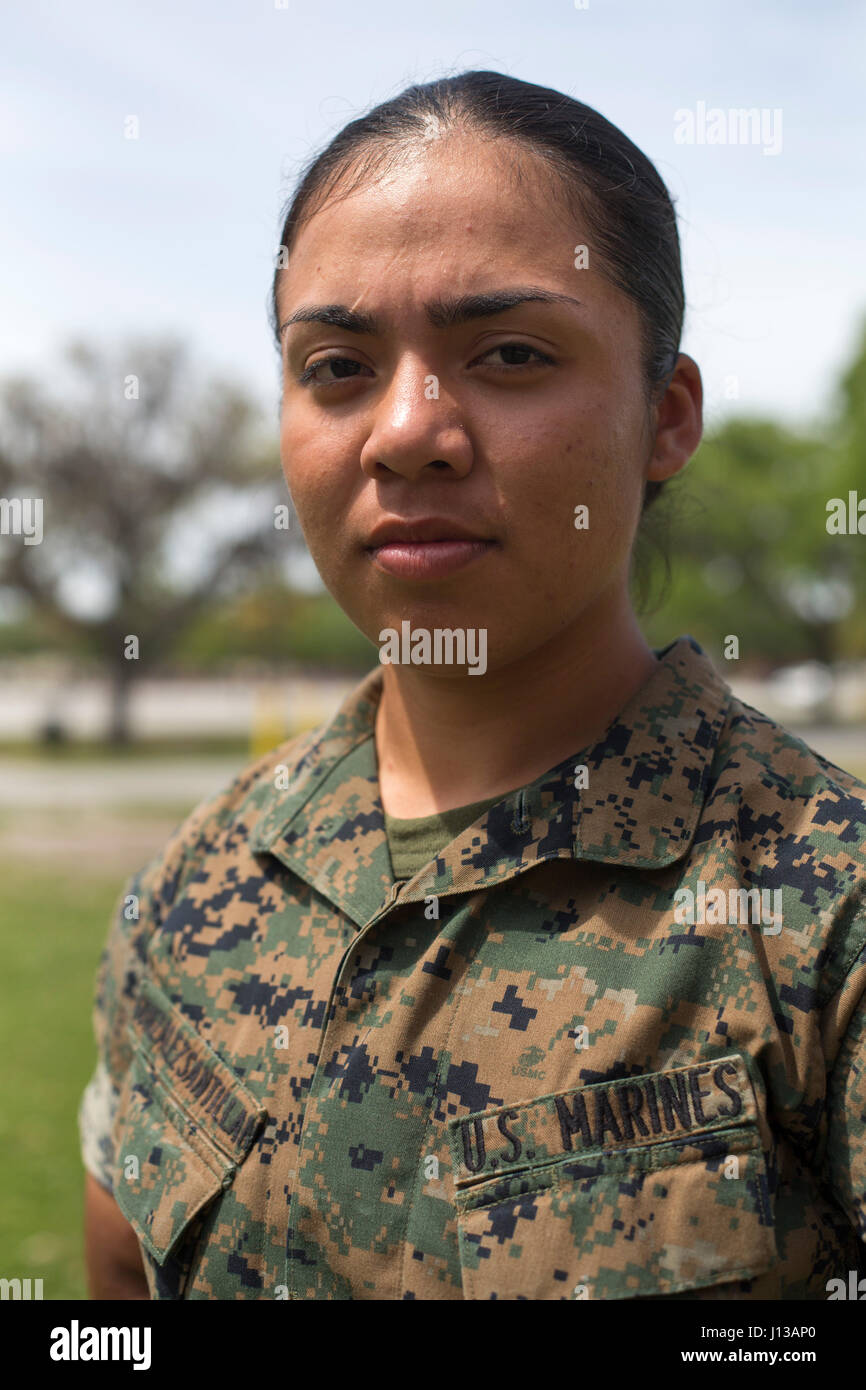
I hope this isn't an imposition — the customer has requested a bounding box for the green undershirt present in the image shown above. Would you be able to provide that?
[384,791,517,881]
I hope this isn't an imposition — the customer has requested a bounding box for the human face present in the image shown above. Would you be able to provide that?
[277,133,656,676]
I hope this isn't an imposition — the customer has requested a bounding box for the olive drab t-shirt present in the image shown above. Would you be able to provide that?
[385,792,515,882]
[78,635,866,1300]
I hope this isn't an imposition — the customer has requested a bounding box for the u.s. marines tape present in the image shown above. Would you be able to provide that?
[448,1055,755,1185]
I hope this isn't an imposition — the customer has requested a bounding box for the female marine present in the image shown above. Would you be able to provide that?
[81,71,866,1300]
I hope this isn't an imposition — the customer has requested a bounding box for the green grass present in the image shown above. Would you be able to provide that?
[0,736,250,760]
[0,864,124,1300]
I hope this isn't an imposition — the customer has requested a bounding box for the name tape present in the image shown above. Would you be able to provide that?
[132,982,265,1156]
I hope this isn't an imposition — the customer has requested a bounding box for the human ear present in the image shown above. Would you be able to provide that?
[645,353,703,483]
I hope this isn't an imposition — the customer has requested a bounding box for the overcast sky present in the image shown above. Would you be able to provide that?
[3,0,865,430]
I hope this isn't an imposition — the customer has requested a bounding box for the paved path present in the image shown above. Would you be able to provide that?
[0,758,246,808]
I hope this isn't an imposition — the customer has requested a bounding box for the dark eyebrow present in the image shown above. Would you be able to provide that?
[279,286,582,336]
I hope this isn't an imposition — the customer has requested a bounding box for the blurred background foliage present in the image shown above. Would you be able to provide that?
[637,319,866,665]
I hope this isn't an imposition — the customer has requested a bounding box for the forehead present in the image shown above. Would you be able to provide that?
[278,134,599,308]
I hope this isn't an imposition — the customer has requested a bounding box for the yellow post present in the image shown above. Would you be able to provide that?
[250,683,288,758]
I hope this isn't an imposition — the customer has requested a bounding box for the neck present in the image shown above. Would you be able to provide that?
[374,588,658,817]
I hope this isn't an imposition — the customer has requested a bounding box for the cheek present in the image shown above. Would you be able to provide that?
[497,394,638,534]
[280,412,311,488]
[568,387,647,516]
[488,411,646,606]
[280,415,348,523]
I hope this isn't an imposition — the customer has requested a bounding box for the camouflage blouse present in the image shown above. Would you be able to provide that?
[79,635,866,1299]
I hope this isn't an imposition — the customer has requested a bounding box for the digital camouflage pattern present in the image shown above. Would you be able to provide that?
[79,634,866,1299]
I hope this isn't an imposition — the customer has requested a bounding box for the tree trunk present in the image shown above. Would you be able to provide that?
[107,661,134,745]
[808,620,836,668]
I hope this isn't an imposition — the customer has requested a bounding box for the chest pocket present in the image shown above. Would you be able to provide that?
[447,1054,775,1300]
[111,975,267,1283]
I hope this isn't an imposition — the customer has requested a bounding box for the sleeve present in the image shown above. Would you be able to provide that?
[822,942,866,1245]
[78,867,153,1194]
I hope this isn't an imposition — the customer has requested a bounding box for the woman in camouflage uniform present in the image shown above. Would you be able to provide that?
[81,71,866,1301]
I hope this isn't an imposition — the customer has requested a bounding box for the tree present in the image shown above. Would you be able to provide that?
[640,340,866,668]
[0,337,299,742]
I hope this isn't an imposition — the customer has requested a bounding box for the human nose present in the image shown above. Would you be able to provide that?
[358,355,473,482]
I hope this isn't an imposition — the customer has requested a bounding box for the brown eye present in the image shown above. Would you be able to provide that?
[298,357,373,386]
[475,343,555,368]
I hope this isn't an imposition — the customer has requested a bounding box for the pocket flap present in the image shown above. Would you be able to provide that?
[446,1055,776,1300]
[113,977,268,1265]
[113,1051,228,1264]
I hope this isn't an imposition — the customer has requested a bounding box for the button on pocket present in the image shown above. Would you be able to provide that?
[447,1054,775,1300]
